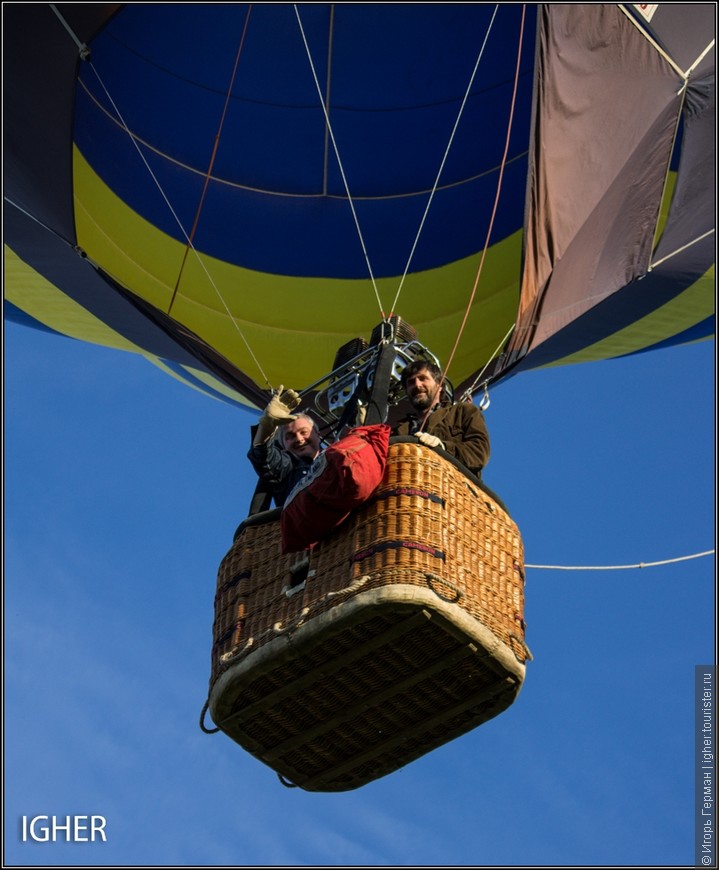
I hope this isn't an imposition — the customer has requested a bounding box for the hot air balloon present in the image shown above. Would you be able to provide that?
[4,3,714,790]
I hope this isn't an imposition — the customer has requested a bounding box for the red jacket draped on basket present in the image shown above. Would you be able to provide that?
[280,424,392,553]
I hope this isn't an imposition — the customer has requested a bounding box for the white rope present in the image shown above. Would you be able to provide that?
[685,39,715,79]
[649,229,716,270]
[459,321,516,403]
[388,4,500,316]
[50,4,90,59]
[622,5,715,81]
[618,5,687,80]
[4,197,74,243]
[294,5,385,318]
[83,61,272,390]
[526,550,715,571]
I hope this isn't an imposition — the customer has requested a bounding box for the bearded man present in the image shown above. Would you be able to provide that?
[392,360,490,478]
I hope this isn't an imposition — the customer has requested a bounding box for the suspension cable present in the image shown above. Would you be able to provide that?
[442,4,527,390]
[650,229,716,270]
[81,45,273,390]
[459,321,515,404]
[388,4,500,318]
[168,5,253,316]
[417,5,526,433]
[322,5,336,196]
[294,4,385,320]
[50,5,90,59]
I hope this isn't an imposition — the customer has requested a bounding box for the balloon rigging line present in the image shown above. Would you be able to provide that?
[50,5,90,59]
[294,4,385,320]
[618,5,688,80]
[685,39,715,79]
[388,4,500,319]
[168,4,253,317]
[54,1,271,390]
[459,321,517,404]
[650,229,716,270]
[5,195,154,321]
[420,3,526,433]
[321,5,335,197]
[526,549,715,571]
[652,83,688,254]
[82,58,272,391]
[444,4,526,380]
[4,197,77,246]
[625,7,715,82]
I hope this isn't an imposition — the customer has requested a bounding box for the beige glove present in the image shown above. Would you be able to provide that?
[254,385,301,443]
[417,432,445,450]
[263,385,301,423]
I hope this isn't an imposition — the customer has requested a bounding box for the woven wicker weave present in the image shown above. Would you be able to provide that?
[207,440,528,791]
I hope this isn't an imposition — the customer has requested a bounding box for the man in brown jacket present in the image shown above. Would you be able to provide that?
[392,360,490,478]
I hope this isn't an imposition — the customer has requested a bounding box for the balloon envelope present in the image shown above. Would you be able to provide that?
[4,3,714,408]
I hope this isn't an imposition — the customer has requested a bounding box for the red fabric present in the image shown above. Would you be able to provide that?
[280,424,391,553]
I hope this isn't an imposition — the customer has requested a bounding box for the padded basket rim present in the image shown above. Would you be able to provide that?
[209,582,526,723]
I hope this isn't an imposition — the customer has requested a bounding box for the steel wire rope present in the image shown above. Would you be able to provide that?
[167,5,253,317]
[388,4,500,319]
[418,4,527,432]
[294,4,386,320]
[458,321,516,408]
[62,5,273,391]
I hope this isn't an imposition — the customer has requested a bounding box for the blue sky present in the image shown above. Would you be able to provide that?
[4,319,715,867]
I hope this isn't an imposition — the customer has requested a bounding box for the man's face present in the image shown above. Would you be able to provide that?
[282,418,321,460]
[405,368,440,412]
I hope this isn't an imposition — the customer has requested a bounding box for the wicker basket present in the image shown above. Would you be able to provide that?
[206,440,528,791]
